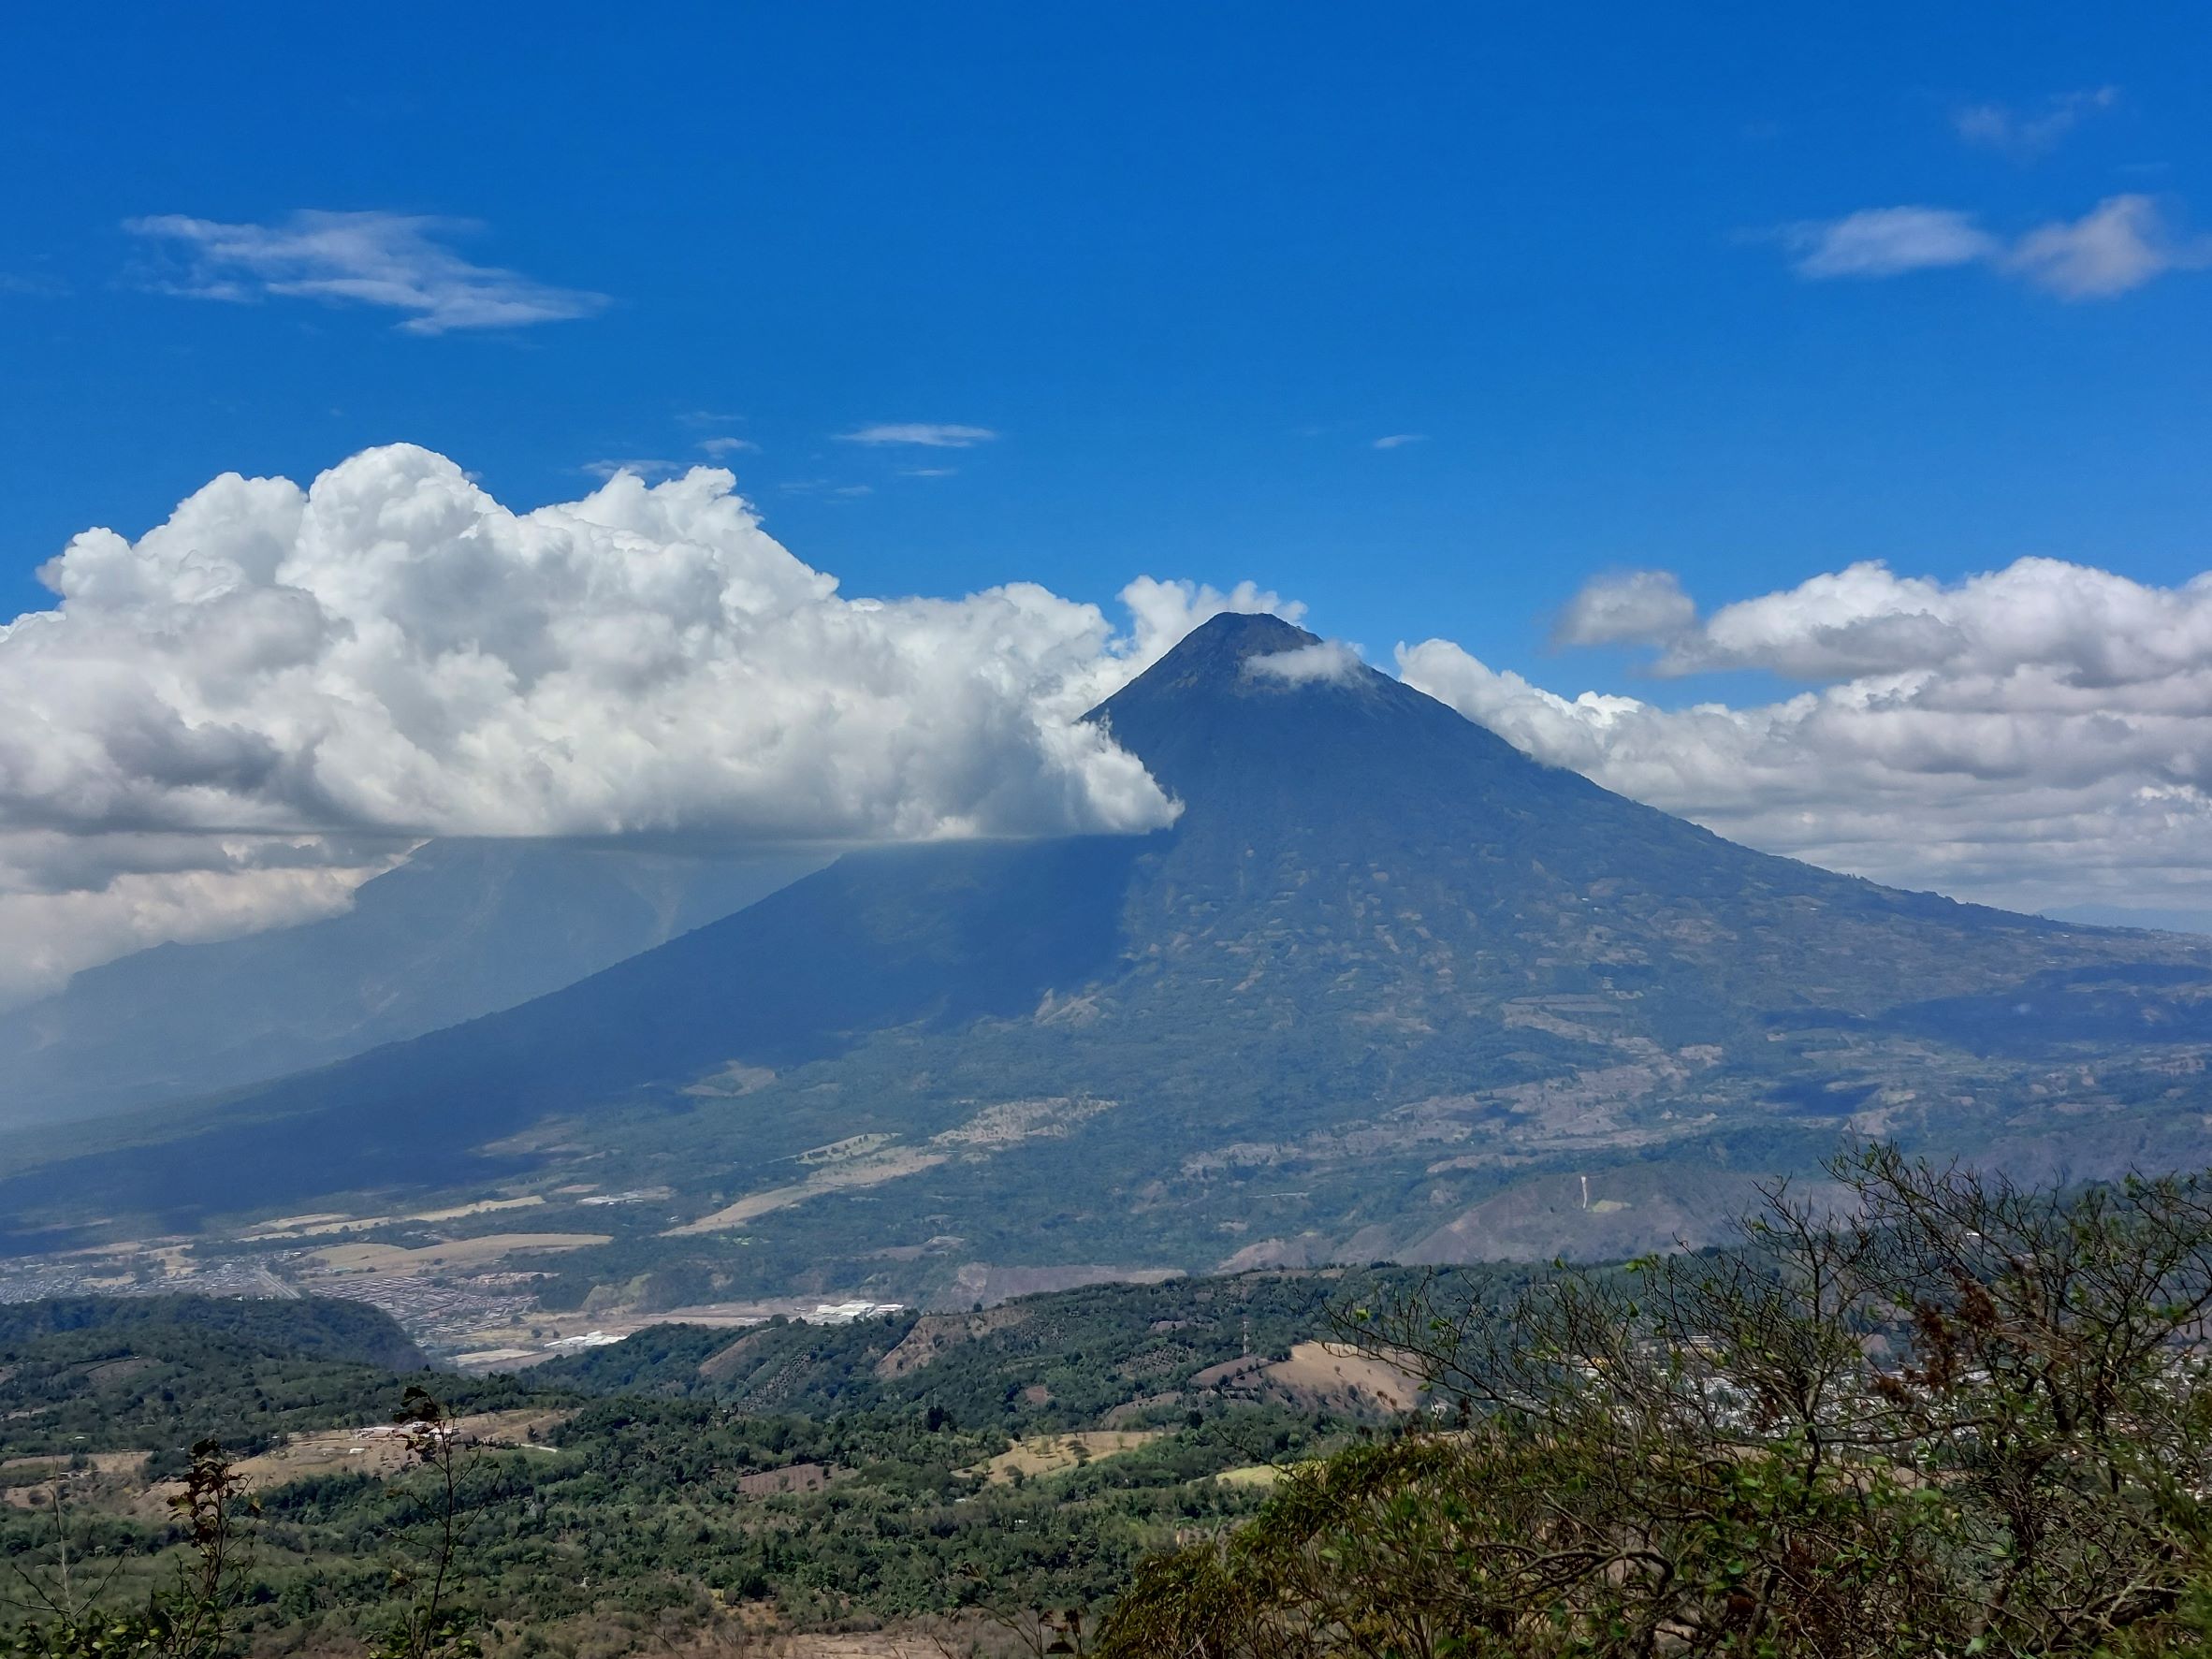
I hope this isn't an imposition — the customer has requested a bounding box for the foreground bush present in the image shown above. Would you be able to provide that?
[1102,1146,2212,1657]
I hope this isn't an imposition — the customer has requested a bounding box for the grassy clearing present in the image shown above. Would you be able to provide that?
[306,1233,610,1275]
[181,1408,570,1494]
[962,1430,1160,1484]
[245,1196,549,1241]
[1214,1463,1299,1489]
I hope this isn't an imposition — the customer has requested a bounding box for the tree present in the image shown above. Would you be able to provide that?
[369,1389,480,1659]
[1100,1146,2212,1657]
[3,1441,255,1659]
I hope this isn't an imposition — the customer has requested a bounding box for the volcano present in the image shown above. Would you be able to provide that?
[7,612,2210,1286]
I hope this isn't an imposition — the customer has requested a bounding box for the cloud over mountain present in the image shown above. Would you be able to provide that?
[1403,556,2212,916]
[8,442,2207,1002]
[0,445,1290,999]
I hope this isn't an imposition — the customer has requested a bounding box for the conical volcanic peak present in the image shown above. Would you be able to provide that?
[1116,609,1325,700]
[1086,604,1542,813]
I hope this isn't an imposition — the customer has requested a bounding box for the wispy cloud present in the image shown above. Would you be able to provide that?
[698,437,759,458]
[1370,432,1428,450]
[2004,194,2209,298]
[1782,195,2206,299]
[776,478,876,499]
[124,211,608,334]
[836,423,997,448]
[1244,640,1365,686]
[580,458,687,482]
[1953,86,2118,161]
[1783,207,1999,278]
[899,467,958,478]
[0,270,69,298]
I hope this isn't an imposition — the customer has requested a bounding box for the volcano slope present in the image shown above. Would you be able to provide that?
[4,612,2208,1292]
[0,840,822,1130]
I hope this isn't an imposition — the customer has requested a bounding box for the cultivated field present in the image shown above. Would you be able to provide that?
[305,1233,611,1276]
[963,1431,1159,1483]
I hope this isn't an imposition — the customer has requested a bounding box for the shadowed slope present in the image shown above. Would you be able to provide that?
[0,837,1147,1227]
[0,842,823,1128]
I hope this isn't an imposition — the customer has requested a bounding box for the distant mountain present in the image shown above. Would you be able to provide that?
[6,614,2210,1289]
[0,840,822,1128]
[2045,904,2212,938]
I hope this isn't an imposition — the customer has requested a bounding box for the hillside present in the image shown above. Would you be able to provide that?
[0,1295,449,1471]
[3,614,2208,1297]
[530,1267,1462,1424]
[0,1286,1355,1643]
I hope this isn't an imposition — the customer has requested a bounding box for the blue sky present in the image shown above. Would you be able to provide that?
[6,2,2208,691]
[4,0,2212,997]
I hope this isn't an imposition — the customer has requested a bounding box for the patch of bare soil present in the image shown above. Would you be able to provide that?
[1403,1166,1773,1264]
[697,1326,783,1384]
[733,1462,833,1498]
[928,1096,1113,1153]
[666,1146,947,1236]
[937,1261,1181,1308]
[1262,1341,1423,1412]
[871,1304,1033,1380]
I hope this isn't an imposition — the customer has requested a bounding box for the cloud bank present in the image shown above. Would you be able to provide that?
[10,444,2205,997]
[1402,557,2212,919]
[0,445,1292,1002]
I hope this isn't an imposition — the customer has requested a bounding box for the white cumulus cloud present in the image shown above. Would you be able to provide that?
[125,211,608,334]
[1402,555,2212,920]
[1245,640,1364,686]
[0,445,1294,1002]
[1553,570,1696,647]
